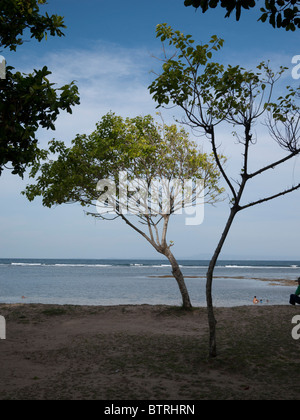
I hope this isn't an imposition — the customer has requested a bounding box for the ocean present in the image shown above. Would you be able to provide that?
[0,258,299,307]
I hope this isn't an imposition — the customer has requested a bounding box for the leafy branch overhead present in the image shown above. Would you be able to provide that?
[184,0,300,31]
[0,0,66,51]
[0,67,79,177]
[0,0,80,177]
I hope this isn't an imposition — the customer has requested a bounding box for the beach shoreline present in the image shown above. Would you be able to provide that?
[0,302,300,400]
[148,275,298,286]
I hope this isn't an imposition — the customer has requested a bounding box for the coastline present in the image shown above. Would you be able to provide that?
[0,259,298,307]
[149,275,298,286]
[0,302,299,400]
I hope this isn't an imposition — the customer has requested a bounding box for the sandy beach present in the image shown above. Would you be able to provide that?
[0,303,300,400]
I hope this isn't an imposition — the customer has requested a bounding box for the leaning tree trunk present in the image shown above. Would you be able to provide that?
[164,248,192,310]
[206,207,238,357]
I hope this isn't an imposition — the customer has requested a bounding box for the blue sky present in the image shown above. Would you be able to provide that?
[0,0,299,260]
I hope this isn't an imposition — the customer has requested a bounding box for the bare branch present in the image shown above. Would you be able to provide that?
[210,126,237,201]
[267,110,300,153]
[161,215,170,249]
[146,215,155,244]
[247,149,300,180]
[119,213,161,252]
[239,183,300,211]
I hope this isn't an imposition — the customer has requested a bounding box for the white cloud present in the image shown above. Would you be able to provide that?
[15,42,160,146]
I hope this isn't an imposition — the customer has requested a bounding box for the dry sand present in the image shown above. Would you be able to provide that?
[0,303,300,400]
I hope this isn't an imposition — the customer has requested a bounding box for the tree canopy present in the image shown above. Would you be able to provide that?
[184,0,300,31]
[0,0,80,177]
[24,113,223,209]
[0,66,79,177]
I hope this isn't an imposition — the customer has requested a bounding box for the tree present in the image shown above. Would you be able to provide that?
[0,0,80,177]
[184,0,300,31]
[23,112,224,309]
[149,24,300,356]
[0,0,66,52]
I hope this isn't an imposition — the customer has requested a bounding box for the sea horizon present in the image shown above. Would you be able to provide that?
[1,256,300,261]
[0,257,299,267]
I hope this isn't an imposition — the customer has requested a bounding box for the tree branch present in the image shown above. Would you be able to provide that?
[247,149,300,180]
[119,213,161,252]
[210,126,238,201]
[146,215,155,244]
[161,215,170,249]
[239,183,300,211]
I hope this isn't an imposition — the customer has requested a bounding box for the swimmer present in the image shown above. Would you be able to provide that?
[253,296,259,304]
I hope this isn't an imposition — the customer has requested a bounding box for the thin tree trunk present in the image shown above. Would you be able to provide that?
[120,214,192,309]
[206,207,238,357]
[165,248,192,310]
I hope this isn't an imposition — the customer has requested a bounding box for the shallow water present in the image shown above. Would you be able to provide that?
[0,259,298,307]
